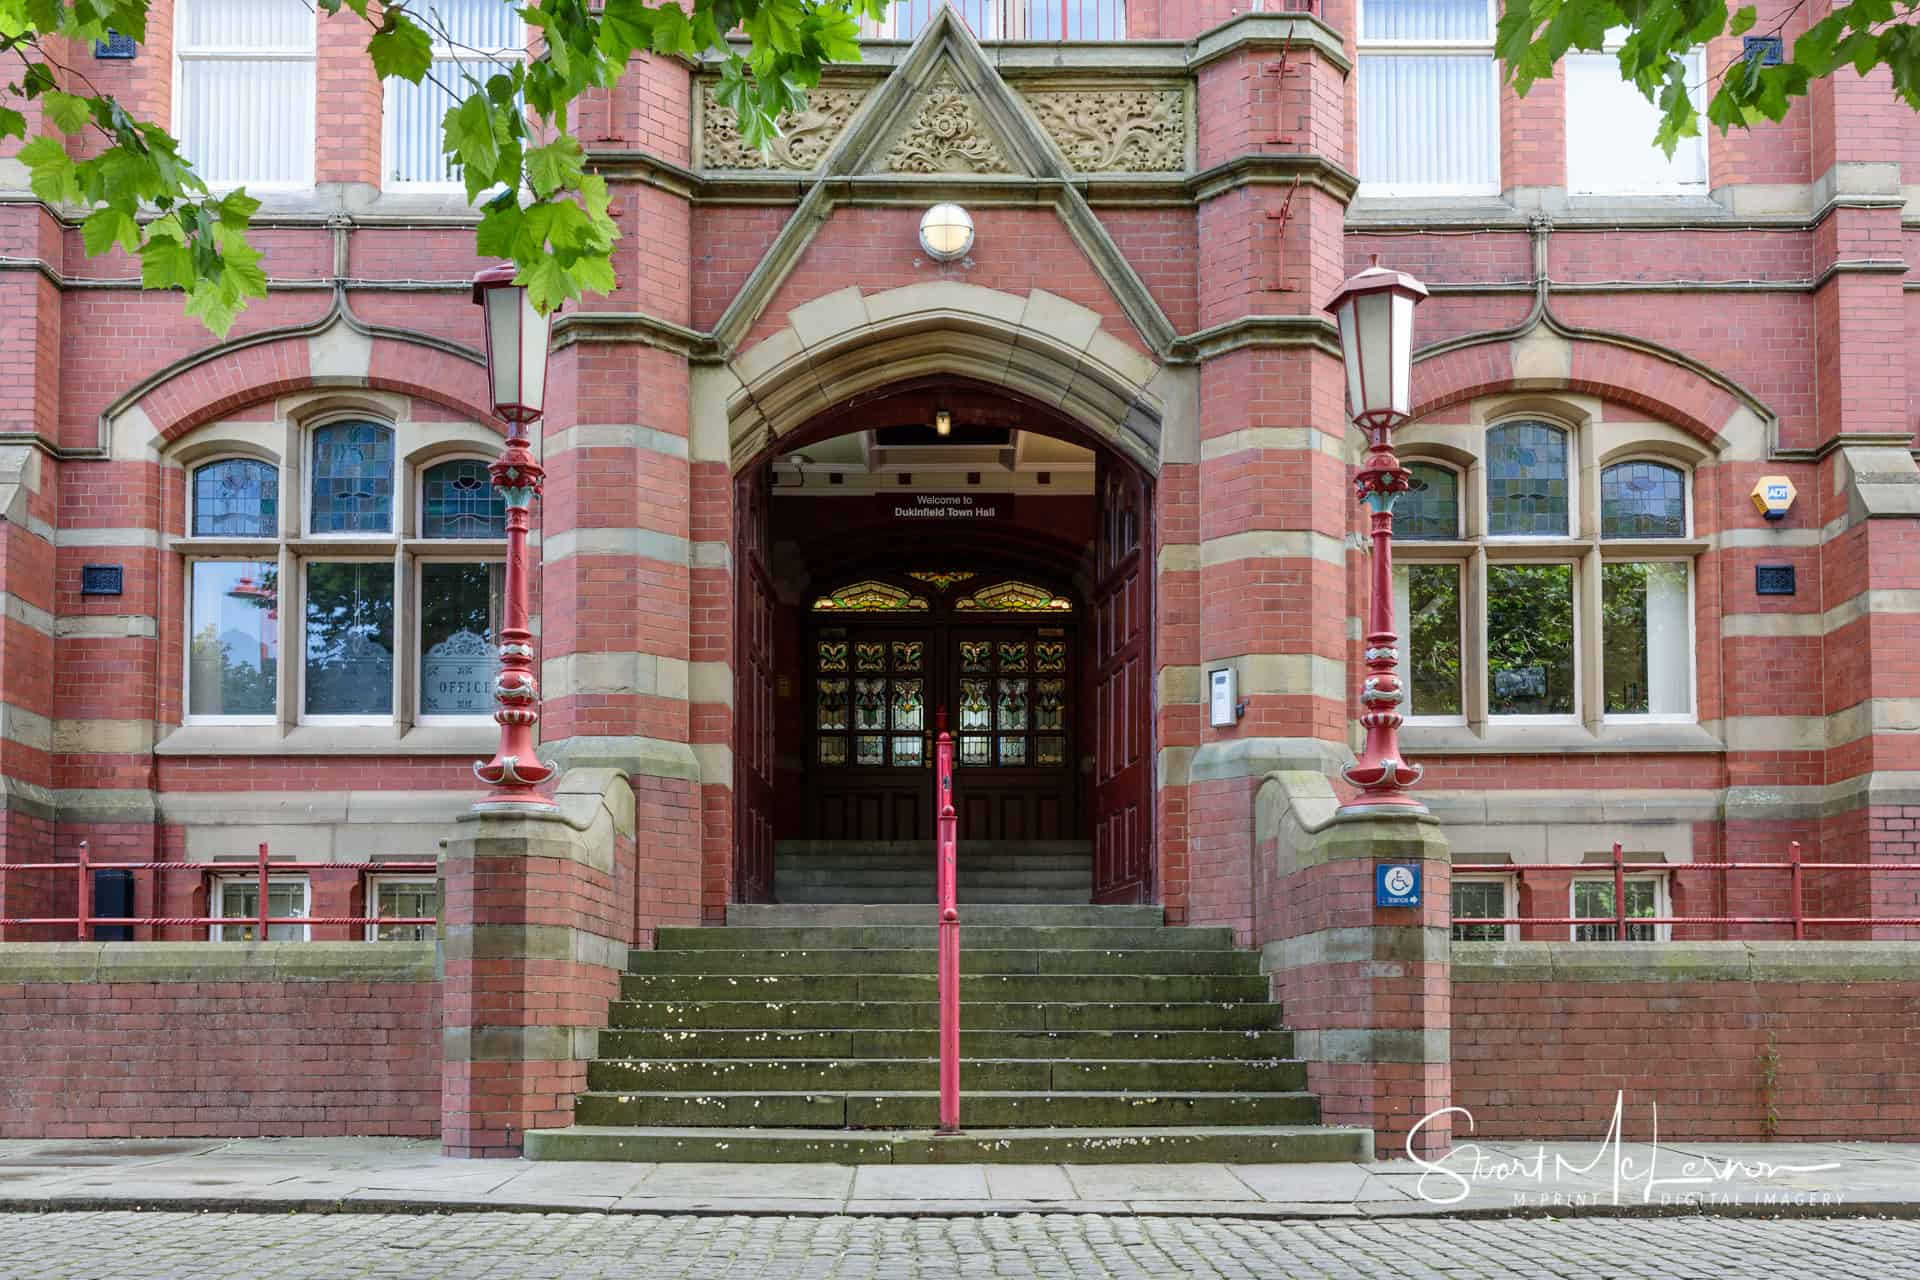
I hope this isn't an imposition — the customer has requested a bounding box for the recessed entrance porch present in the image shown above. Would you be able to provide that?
[732,381,1154,905]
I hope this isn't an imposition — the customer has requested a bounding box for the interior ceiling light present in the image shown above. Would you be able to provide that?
[934,409,952,436]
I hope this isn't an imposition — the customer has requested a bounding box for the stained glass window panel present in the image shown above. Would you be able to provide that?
[997,679,1029,730]
[1034,641,1066,673]
[811,580,929,612]
[818,737,848,766]
[303,562,395,716]
[999,642,1029,671]
[960,734,991,766]
[1035,678,1066,730]
[892,679,924,731]
[1487,563,1575,716]
[419,562,502,716]
[959,679,992,731]
[998,735,1027,766]
[1600,461,1687,539]
[816,679,848,730]
[1399,463,1460,540]
[1486,421,1569,537]
[854,641,886,672]
[421,459,505,538]
[817,640,848,673]
[960,641,991,673]
[1036,735,1066,767]
[892,735,924,767]
[853,678,887,730]
[892,640,924,672]
[188,561,278,717]
[309,421,395,534]
[855,734,885,766]
[192,459,278,537]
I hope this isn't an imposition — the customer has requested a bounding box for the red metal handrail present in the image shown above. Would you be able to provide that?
[935,709,960,1133]
[1451,840,1920,938]
[0,841,437,936]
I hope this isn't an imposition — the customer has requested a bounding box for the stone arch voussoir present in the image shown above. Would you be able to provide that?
[723,283,1169,475]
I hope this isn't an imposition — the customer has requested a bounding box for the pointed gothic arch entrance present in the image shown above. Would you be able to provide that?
[730,380,1155,905]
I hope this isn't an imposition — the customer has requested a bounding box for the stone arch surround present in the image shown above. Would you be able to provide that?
[697,281,1197,476]
[691,280,1199,911]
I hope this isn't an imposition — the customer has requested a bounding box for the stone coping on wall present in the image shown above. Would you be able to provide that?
[0,942,436,984]
[1454,941,1920,984]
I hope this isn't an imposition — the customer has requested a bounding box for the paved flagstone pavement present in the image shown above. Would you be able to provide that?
[2,1138,1917,1277]
[2,1209,1917,1278]
[0,1136,1913,1218]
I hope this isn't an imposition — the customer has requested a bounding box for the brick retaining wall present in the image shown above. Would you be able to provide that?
[1452,943,1920,1144]
[0,943,440,1139]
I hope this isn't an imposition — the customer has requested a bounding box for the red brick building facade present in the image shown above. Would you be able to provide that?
[2,0,1918,1155]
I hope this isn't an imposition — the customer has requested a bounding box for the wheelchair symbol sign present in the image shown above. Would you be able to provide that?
[1376,863,1421,908]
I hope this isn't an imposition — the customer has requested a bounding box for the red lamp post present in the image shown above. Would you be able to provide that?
[1325,256,1430,816]
[471,263,557,812]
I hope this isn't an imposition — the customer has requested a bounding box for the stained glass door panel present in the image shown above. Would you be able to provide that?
[947,625,1075,842]
[810,625,935,841]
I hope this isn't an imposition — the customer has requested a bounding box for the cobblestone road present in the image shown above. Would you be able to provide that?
[0,1211,1913,1278]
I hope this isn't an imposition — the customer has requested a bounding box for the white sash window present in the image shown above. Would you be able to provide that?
[385,0,528,188]
[1356,0,1501,196]
[174,0,316,189]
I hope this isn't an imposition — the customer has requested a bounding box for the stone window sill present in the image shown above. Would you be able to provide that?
[157,723,498,756]
[1401,722,1724,755]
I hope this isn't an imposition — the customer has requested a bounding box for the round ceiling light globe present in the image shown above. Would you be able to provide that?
[918,203,974,262]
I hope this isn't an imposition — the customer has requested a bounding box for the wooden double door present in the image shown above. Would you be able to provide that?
[809,622,1077,843]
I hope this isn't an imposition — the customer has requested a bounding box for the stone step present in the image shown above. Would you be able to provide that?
[618,973,1268,1003]
[775,870,1093,889]
[571,1090,1321,1129]
[773,885,1094,905]
[524,1125,1373,1165]
[776,841,1093,858]
[626,947,1261,976]
[774,856,1093,872]
[595,1028,1298,1061]
[655,925,1235,952]
[608,1000,1290,1032]
[586,1057,1308,1094]
[725,905,1163,927]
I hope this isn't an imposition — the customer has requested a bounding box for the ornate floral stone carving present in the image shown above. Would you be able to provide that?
[1021,88,1186,173]
[884,74,1012,174]
[702,84,864,170]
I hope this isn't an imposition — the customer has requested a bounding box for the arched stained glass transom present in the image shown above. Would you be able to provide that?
[1398,462,1460,541]
[310,420,396,534]
[421,458,506,538]
[1600,460,1688,539]
[192,458,278,537]
[1486,420,1570,537]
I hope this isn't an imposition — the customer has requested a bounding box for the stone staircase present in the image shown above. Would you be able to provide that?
[524,904,1370,1164]
[773,841,1094,903]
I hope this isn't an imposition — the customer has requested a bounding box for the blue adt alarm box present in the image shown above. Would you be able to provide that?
[1375,863,1421,908]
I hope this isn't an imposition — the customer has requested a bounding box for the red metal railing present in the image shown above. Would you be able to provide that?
[934,710,961,1132]
[0,841,436,938]
[1452,840,1920,940]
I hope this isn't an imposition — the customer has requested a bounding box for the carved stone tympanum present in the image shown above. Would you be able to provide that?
[702,84,865,170]
[1022,88,1186,173]
[884,72,1012,174]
